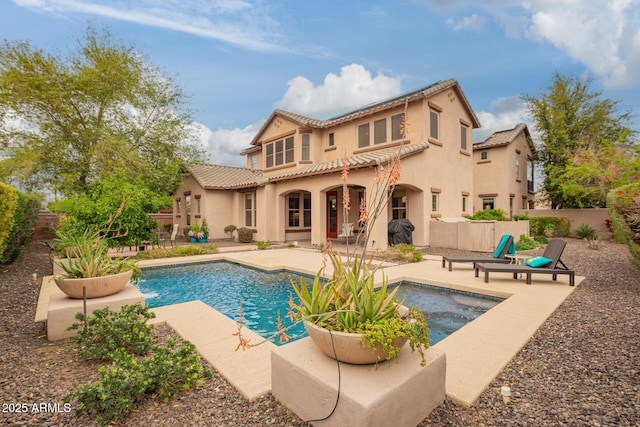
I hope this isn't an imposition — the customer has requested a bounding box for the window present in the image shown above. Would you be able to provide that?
[391,189,407,219]
[251,155,258,170]
[483,198,495,210]
[175,198,181,215]
[245,193,256,227]
[460,124,468,150]
[481,151,488,160]
[265,136,295,168]
[374,118,387,145]
[288,192,311,227]
[196,197,201,214]
[328,132,335,147]
[358,123,370,148]
[515,151,520,179]
[509,196,514,219]
[429,109,439,140]
[431,193,438,212]
[301,133,310,161]
[462,196,467,212]
[266,144,274,168]
[185,195,191,226]
[391,113,405,140]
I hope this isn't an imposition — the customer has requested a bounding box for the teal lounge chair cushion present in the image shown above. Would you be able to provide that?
[493,235,516,258]
[524,256,553,268]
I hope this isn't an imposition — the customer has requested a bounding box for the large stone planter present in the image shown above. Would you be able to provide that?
[303,320,410,365]
[54,270,133,299]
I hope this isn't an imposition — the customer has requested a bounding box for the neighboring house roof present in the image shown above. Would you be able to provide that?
[266,141,430,182]
[185,164,263,190]
[245,78,481,149]
[473,123,536,155]
[187,142,429,188]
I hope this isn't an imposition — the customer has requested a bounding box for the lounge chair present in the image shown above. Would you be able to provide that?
[441,234,515,271]
[474,238,575,286]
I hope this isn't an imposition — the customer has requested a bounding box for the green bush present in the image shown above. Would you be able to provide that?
[237,227,255,243]
[607,183,640,268]
[575,223,597,240]
[134,243,219,260]
[0,183,19,260]
[515,234,540,251]
[69,304,156,361]
[468,209,507,221]
[67,303,211,425]
[0,191,40,264]
[390,243,423,262]
[527,216,572,237]
[256,240,271,250]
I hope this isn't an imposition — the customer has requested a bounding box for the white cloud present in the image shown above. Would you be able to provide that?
[11,0,287,52]
[448,14,485,32]
[432,0,640,88]
[275,64,403,118]
[190,120,265,167]
[473,95,531,142]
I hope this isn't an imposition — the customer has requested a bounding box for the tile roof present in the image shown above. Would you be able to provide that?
[247,78,480,148]
[265,141,430,182]
[473,123,530,149]
[186,164,263,190]
[189,142,430,188]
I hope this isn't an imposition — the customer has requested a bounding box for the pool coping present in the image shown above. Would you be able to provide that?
[36,248,582,406]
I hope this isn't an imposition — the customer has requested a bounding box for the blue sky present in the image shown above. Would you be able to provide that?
[2,0,639,166]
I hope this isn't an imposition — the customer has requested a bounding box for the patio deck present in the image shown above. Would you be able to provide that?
[36,246,583,407]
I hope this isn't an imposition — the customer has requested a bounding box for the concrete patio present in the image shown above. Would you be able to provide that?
[36,246,583,408]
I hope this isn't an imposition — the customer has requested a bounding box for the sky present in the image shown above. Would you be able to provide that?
[2,0,640,167]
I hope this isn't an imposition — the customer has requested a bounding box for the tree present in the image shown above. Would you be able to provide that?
[0,26,205,198]
[524,72,637,208]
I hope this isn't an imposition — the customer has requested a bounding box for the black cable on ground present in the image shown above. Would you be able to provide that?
[303,329,341,423]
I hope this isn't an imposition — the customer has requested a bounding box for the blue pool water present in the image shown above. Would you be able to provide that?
[137,261,503,345]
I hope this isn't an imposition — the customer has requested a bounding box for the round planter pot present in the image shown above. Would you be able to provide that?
[54,270,133,299]
[189,236,198,243]
[303,320,409,365]
[198,237,208,243]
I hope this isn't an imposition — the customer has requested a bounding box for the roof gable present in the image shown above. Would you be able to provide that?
[473,123,534,153]
[186,163,263,190]
[248,78,480,148]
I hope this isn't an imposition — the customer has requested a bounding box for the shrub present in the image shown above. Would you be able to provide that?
[68,304,156,361]
[468,209,507,221]
[0,191,40,264]
[607,183,640,267]
[134,244,218,260]
[528,216,572,237]
[256,240,271,250]
[515,234,540,251]
[575,223,597,240]
[0,183,19,260]
[67,304,211,425]
[390,243,423,262]
[224,224,237,239]
[237,227,255,243]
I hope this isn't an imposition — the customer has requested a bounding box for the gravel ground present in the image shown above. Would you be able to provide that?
[1,238,638,426]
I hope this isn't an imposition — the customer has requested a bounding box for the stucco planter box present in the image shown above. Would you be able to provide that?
[271,337,446,427]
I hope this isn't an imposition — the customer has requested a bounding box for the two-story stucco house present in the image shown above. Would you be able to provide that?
[472,123,536,217]
[173,78,484,249]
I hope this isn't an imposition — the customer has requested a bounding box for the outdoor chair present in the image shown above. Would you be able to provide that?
[170,224,179,247]
[474,238,575,286]
[441,234,515,271]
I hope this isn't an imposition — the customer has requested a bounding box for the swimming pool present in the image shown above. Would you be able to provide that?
[137,261,503,345]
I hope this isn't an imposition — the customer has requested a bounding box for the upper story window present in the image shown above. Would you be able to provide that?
[358,123,370,148]
[251,155,258,170]
[515,151,521,179]
[265,135,294,168]
[460,124,468,150]
[328,132,335,147]
[391,113,405,141]
[429,109,439,140]
[301,133,310,161]
[481,151,488,160]
[374,118,387,145]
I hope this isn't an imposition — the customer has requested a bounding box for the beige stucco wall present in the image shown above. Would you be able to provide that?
[473,131,534,217]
